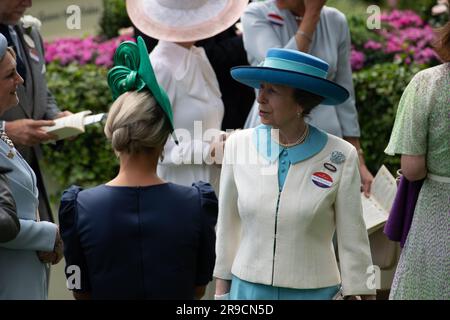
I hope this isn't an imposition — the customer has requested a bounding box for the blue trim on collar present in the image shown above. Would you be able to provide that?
[253,124,328,164]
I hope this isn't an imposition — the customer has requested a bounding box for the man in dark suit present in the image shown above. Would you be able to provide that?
[0,0,71,222]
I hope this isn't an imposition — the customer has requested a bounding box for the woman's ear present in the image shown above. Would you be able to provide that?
[296,105,304,118]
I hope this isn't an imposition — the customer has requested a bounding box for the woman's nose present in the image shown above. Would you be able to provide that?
[16,72,24,85]
[256,89,266,104]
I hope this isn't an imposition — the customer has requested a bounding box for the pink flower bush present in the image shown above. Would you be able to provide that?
[353,9,439,70]
[45,34,134,67]
[351,47,365,71]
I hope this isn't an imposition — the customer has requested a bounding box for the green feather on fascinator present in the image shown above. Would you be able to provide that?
[107,36,177,143]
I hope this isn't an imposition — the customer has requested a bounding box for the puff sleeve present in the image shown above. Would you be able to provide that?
[192,181,218,286]
[59,185,91,292]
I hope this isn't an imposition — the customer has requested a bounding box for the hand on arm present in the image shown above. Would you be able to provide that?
[215,278,231,299]
[5,119,57,146]
[344,137,373,197]
[209,132,233,166]
[295,0,326,52]
[37,226,64,265]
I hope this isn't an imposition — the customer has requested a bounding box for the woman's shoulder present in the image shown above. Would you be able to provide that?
[324,133,357,156]
[169,181,217,202]
[245,0,273,13]
[321,6,348,25]
[412,63,449,86]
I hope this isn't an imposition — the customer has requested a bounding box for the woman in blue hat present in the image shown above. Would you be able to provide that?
[241,0,374,197]
[213,48,376,300]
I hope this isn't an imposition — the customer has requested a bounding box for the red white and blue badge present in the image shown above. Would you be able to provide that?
[267,13,284,26]
[311,172,333,188]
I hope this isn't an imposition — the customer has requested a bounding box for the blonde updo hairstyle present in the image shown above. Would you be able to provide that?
[104,90,171,155]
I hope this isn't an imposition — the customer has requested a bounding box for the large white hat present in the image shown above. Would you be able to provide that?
[126,0,249,42]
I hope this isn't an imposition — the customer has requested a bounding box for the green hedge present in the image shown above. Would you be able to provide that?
[99,0,131,39]
[354,62,425,175]
[43,62,118,199]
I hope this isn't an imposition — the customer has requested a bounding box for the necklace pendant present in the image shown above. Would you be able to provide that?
[7,150,14,159]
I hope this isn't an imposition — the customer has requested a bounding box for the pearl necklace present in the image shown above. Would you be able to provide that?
[0,131,15,159]
[274,125,309,148]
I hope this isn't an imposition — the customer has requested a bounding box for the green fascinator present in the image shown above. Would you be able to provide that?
[107,36,177,143]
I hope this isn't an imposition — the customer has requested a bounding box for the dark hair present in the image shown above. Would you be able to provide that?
[293,89,324,117]
[433,21,450,62]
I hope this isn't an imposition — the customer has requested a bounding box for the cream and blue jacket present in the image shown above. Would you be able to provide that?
[214,126,375,296]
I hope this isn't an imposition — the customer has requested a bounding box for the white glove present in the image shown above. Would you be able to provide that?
[214,293,230,300]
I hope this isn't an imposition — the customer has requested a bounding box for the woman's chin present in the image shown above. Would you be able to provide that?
[259,116,272,126]
[2,96,19,113]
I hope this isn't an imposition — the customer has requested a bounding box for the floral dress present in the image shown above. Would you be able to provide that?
[385,63,450,300]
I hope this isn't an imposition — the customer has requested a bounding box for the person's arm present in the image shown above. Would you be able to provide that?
[0,218,57,252]
[335,148,376,298]
[344,137,373,197]
[326,11,373,195]
[0,172,19,243]
[5,119,57,146]
[215,278,232,296]
[193,182,218,299]
[385,70,431,178]
[213,134,241,297]
[401,155,427,181]
[59,186,92,295]
[294,0,326,52]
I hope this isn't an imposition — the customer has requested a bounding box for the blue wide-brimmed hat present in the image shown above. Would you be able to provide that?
[231,48,349,105]
[0,33,7,59]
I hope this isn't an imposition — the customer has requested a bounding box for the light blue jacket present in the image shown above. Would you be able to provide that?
[243,0,360,138]
[0,140,56,299]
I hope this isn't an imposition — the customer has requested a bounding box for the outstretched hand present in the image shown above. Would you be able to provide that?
[5,119,57,146]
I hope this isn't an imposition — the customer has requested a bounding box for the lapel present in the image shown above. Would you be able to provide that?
[14,25,35,119]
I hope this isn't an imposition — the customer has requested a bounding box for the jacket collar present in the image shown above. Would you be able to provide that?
[253,124,328,164]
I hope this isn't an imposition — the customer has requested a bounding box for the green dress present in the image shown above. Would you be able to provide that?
[385,63,450,300]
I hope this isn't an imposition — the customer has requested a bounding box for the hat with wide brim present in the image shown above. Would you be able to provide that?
[126,0,249,42]
[231,48,350,105]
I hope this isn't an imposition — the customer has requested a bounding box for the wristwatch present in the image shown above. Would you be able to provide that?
[0,120,5,133]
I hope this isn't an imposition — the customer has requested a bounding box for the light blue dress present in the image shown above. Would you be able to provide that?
[0,139,56,299]
[242,0,360,138]
[229,125,340,300]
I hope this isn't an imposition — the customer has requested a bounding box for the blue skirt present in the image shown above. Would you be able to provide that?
[230,275,340,300]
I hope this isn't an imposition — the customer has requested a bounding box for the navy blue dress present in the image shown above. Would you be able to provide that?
[59,182,218,300]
